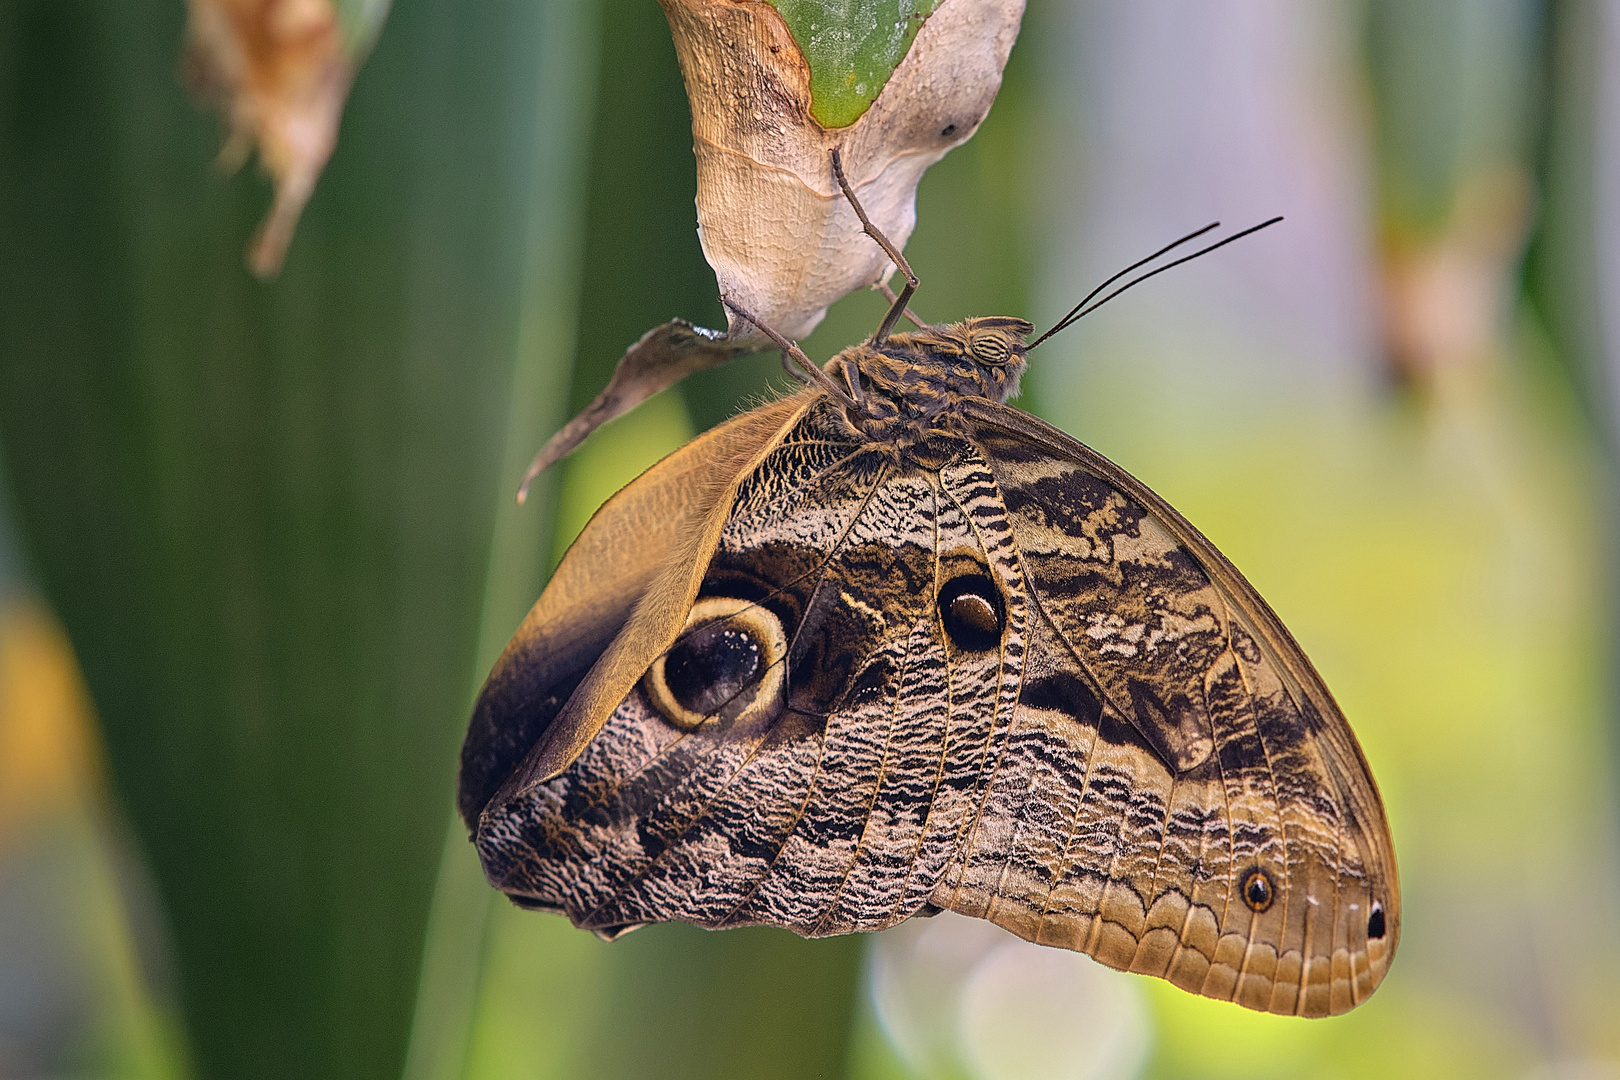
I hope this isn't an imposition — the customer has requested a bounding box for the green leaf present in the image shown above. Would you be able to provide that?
[0,0,589,1076]
[767,0,943,128]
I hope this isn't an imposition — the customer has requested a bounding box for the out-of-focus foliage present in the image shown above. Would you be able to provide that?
[1369,0,1544,395]
[1528,0,1620,450]
[1367,0,1543,232]
[0,0,582,1077]
[184,0,394,275]
[3,1,1620,1079]
[0,525,183,1077]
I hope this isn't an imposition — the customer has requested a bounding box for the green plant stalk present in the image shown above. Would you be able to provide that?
[398,0,604,1077]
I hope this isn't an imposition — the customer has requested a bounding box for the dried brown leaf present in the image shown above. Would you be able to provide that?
[662,0,1025,340]
[185,0,376,277]
[516,320,757,503]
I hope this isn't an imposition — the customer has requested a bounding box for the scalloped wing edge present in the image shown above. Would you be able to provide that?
[959,397,1400,949]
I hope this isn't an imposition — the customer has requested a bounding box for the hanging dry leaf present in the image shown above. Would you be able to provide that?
[185,0,390,278]
[662,0,1025,340]
[516,320,755,504]
[516,0,1025,490]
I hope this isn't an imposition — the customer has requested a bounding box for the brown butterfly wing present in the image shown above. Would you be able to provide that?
[942,399,1399,1016]
[472,406,1029,938]
[468,390,1396,1015]
[460,392,814,828]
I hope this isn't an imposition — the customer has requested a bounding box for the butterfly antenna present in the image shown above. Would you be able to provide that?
[1031,222,1219,348]
[1028,216,1284,350]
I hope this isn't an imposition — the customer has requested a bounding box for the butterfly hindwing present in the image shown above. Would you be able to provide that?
[461,393,815,825]
[474,403,1024,938]
[943,399,1398,1016]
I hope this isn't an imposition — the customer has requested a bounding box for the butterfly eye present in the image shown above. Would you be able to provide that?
[969,333,1013,366]
[939,574,1005,651]
[644,597,786,730]
[1367,902,1386,940]
[1240,868,1274,912]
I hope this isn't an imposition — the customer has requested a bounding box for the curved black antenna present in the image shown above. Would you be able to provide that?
[1030,222,1219,349]
[1028,216,1284,350]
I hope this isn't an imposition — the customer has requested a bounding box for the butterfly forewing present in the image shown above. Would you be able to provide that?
[950,401,1397,1016]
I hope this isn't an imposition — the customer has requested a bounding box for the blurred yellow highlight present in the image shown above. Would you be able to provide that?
[0,599,99,849]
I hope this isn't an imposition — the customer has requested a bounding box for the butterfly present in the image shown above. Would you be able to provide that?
[458,160,1398,1018]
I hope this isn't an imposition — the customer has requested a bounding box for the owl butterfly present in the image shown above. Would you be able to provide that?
[459,159,1398,1018]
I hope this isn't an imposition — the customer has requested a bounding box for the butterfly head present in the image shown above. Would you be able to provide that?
[889,316,1035,400]
[822,316,1034,450]
[845,315,1034,405]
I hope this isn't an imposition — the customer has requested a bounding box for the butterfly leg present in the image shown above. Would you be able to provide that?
[836,355,867,410]
[721,295,861,412]
[872,280,928,330]
[830,148,919,343]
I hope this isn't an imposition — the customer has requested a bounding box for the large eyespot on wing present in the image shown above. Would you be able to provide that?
[642,596,787,730]
[459,393,814,832]
[950,399,1398,1017]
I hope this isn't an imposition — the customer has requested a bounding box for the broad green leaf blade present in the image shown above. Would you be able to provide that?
[769,0,943,128]
[0,0,580,1077]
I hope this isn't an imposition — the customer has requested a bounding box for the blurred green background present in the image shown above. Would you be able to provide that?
[2,0,1619,1078]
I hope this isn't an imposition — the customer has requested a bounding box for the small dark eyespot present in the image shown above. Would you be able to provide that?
[940,574,1004,651]
[1241,868,1274,912]
[1367,903,1386,940]
[941,123,958,137]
